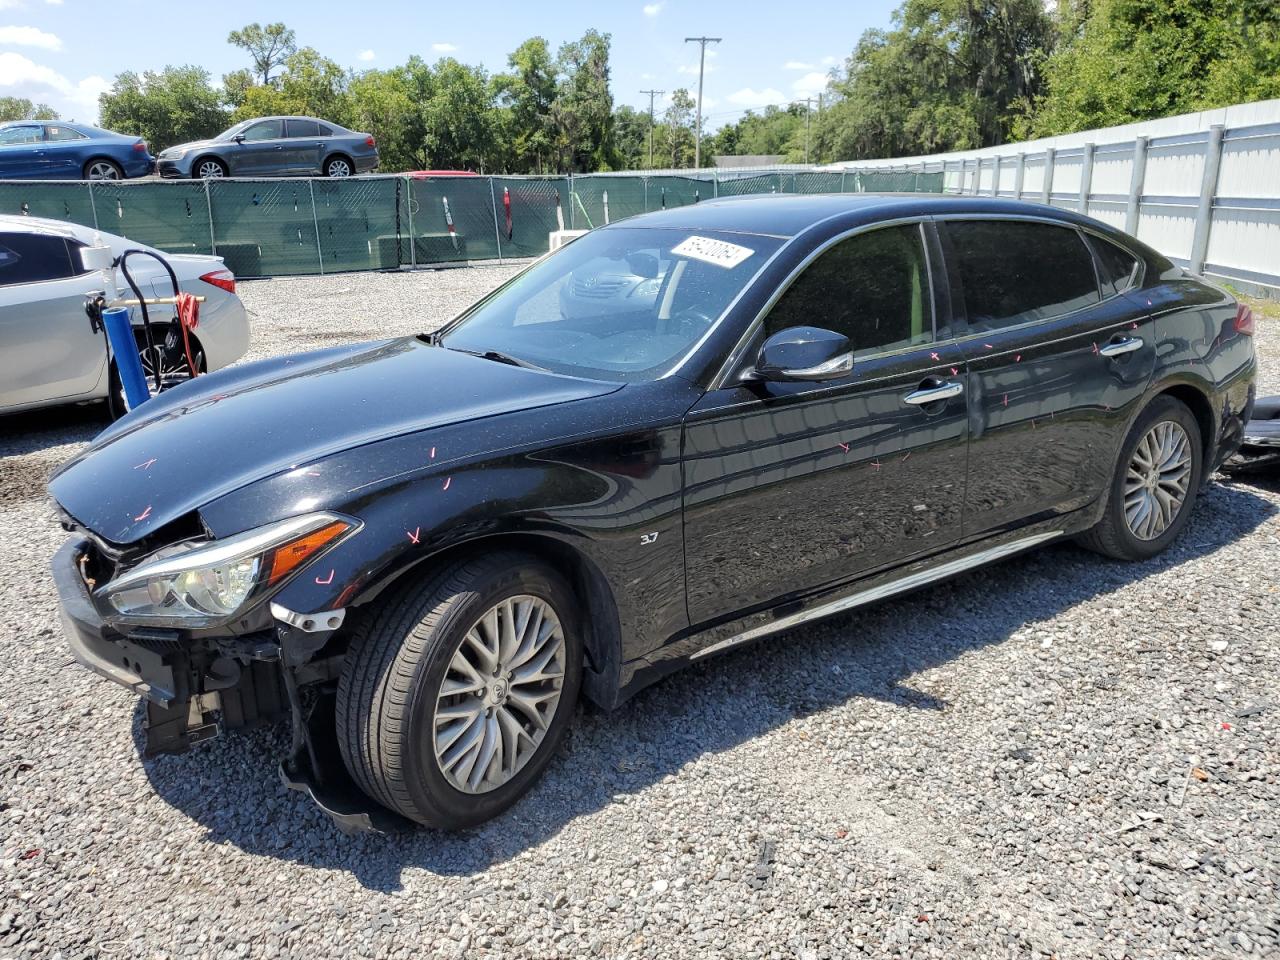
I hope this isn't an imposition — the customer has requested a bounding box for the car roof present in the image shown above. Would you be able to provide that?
[0,214,92,241]
[610,193,1099,239]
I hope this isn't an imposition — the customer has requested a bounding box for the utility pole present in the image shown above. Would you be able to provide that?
[640,89,664,168]
[684,36,721,169]
[794,97,816,164]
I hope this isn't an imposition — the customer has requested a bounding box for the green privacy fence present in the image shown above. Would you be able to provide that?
[0,168,943,279]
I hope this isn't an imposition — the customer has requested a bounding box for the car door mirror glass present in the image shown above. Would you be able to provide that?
[752,326,853,382]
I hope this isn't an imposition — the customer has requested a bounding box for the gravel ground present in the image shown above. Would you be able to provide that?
[1,269,1278,960]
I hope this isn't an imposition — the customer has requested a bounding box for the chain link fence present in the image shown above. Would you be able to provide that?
[0,168,943,278]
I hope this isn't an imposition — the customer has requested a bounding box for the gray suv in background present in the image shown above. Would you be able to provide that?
[156,116,379,179]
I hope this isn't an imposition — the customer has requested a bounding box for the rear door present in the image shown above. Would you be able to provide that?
[682,221,969,625]
[0,232,105,409]
[283,118,326,174]
[938,217,1155,537]
[0,124,48,178]
[41,123,88,178]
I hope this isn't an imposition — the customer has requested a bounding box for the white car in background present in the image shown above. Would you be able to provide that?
[0,215,249,418]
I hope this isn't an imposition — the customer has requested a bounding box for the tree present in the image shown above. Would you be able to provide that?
[551,30,617,171]
[346,68,418,171]
[0,97,58,122]
[813,0,1053,161]
[658,89,696,167]
[98,66,229,150]
[610,104,649,170]
[232,47,350,124]
[227,22,298,86]
[1027,0,1280,136]
[709,104,804,159]
[494,37,558,173]
[221,68,255,111]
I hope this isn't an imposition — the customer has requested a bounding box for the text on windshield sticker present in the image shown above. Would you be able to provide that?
[671,235,755,269]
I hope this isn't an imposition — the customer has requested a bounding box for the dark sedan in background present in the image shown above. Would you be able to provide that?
[0,120,153,180]
[156,116,379,179]
[49,195,1256,833]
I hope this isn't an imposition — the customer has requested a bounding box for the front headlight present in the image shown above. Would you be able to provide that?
[99,512,357,627]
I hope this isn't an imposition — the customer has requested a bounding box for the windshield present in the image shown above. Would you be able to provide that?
[439,226,783,381]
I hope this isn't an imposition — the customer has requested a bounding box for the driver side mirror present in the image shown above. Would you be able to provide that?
[749,326,853,382]
[233,134,245,143]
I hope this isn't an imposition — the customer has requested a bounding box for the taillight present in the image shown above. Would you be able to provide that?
[1235,303,1255,336]
[200,269,236,294]
[365,135,376,147]
[133,141,148,152]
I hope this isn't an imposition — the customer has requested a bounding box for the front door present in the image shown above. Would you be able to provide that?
[938,218,1156,536]
[0,124,47,179]
[227,119,287,176]
[682,222,968,627]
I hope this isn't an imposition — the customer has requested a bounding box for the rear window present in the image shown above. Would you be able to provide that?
[1090,236,1142,296]
[286,119,321,138]
[0,232,79,286]
[945,220,1100,331]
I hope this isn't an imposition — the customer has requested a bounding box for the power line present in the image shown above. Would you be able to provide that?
[639,88,665,168]
[793,97,816,164]
[683,36,721,168]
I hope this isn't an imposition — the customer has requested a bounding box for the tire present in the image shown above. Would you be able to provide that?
[324,155,353,178]
[84,159,123,181]
[105,326,204,420]
[1078,395,1203,561]
[336,552,582,829]
[193,157,228,179]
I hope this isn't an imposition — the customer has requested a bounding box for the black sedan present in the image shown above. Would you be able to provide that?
[49,195,1257,832]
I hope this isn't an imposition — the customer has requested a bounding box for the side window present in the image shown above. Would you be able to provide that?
[0,232,77,287]
[241,120,283,141]
[286,119,321,138]
[0,125,43,145]
[316,124,334,136]
[45,125,87,142]
[1089,236,1141,297]
[764,224,933,356]
[945,220,1100,332]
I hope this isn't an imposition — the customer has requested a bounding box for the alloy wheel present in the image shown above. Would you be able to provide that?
[87,161,121,180]
[1123,420,1192,540]
[327,159,352,177]
[197,160,225,178]
[432,595,567,794]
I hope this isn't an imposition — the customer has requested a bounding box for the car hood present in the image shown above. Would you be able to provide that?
[49,338,622,545]
[163,138,220,156]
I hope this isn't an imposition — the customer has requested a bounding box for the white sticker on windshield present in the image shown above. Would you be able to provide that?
[671,235,754,269]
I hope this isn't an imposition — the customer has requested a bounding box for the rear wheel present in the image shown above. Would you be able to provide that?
[84,159,123,181]
[324,156,353,178]
[1079,395,1203,560]
[336,553,581,829]
[106,324,204,420]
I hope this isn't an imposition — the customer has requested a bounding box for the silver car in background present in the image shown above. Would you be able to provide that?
[156,116,380,179]
[0,215,249,417]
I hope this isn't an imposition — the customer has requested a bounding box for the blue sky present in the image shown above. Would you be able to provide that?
[0,0,900,128]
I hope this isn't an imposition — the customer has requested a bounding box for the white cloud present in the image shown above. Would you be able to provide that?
[791,71,828,97]
[0,51,104,117]
[357,49,375,62]
[642,2,663,15]
[0,1,26,8]
[784,60,813,70]
[0,25,62,50]
[726,87,786,108]
[821,54,838,65]
[431,42,456,53]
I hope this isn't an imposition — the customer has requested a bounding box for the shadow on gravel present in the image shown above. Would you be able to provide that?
[137,481,1276,890]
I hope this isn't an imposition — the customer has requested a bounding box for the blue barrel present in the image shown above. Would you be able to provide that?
[102,306,150,410]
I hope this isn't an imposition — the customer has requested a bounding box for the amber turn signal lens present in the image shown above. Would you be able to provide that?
[266,520,350,585]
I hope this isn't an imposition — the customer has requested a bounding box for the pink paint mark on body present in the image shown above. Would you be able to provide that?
[1002,394,1009,407]
[315,570,335,586]
[930,352,940,361]
[133,504,152,522]
[983,343,994,350]
[837,442,850,453]
[429,447,436,459]
[1091,342,1100,355]
[442,477,452,491]
[1014,354,1022,362]
[870,459,882,471]
[950,367,960,376]
[407,527,421,545]
[134,458,157,471]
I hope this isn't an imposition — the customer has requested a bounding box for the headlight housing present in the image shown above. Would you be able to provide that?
[98,512,357,628]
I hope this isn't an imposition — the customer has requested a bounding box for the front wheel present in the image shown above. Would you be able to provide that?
[336,553,582,829]
[1078,395,1203,560]
[194,157,228,179]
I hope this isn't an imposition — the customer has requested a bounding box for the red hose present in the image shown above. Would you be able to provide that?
[175,293,200,377]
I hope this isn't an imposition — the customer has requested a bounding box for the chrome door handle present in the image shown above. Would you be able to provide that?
[1099,336,1143,357]
[903,381,964,405]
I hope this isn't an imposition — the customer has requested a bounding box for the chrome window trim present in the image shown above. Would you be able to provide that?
[707,215,934,391]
